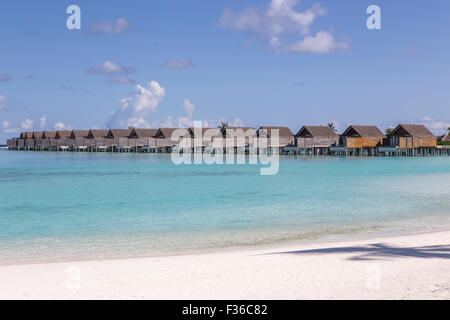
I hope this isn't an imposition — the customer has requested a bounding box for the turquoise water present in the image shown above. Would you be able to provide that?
[1,150,450,264]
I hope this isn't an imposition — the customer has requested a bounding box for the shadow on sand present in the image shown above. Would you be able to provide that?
[271,243,450,261]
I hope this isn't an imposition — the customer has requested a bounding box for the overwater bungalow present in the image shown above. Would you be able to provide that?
[154,128,187,153]
[128,128,159,152]
[54,130,72,151]
[104,129,132,151]
[24,131,36,150]
[66,130,90,151]
[86,129,109,151]
[384,124,437,156]
[331,125,385,156]
[6,138,17,150]
[32,131,44,150]
[295,126,339,156]
[41,131,57,151]
[257,126,295,154]
[221,127,256,154]
[6,124,450,156]
[438,133,450,143]
[187,127,221,153]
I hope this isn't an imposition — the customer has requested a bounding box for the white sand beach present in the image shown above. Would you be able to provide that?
[0,230,449,300]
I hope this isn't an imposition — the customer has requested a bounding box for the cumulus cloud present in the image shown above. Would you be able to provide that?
[421,116,450,135]
[183,99,195,118]
[54,122,74,131]
[0,74,11,82]
[88,60,135,75]
[39,115,47,128]
[219,0,347,53]
[86,18,131,35]
[21,119,33,130]
[290,31,349,53]
[163,59,194,69]
[107,76,135,84]
[107,81,166,128]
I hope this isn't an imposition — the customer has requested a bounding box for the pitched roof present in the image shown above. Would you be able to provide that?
[391,124,435,138]
[188,127,220,138]
[56,130,72,139]
[257,126,294,137]
[24,132,34,139]
[156,128,187,139]
[296,126,338,137]
[222,127,255,137]
[71,130,90,139]
[43,131,57,139]
[438,133,450,142]
[88,129,109,138]
[32,131,44,139]
[342,125,385,138]
[107,129,131,138]
[130,128,158,138]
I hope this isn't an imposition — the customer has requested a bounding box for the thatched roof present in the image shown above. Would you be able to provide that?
[130,128,158,138]
[296,126,338,138]
[342,125,384,138]
[107,129,131,138]
[70,130,89,139]
[188,127,220,138]
[390,124,435,138]
[257,126,294,138]
[23,132,34,139]
[32,131,44,139]
[156,128,186,139]
[56,130,72,139]
[87,129,109,138]
[221,127,255,137]
[43,131,57,139]
[438,133,450,142]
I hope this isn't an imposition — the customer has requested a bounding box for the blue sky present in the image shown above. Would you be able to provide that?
[1,0,450,142]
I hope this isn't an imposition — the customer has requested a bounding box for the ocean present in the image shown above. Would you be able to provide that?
[1,150,449,264]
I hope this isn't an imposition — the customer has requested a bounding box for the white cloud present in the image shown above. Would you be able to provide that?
[290,31,349,53]
[107,81,166,128]
[219,0,347,53]
[2,121,11,129]
[21,119,33,130]
[232,118,245,127]
[163,59,194,69]
[183,99,195,118]
[421,116,450,134]
[88,60,135,75]
[87,18,131,35]
[39,115,47,128]
[54,122,74,131]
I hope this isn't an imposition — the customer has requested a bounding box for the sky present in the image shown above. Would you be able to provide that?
[1,0,450,143]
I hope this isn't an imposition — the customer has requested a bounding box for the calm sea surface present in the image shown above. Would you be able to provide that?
[1,150,450,264]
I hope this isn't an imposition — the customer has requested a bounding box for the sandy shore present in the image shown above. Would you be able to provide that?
[0,230,449,299]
